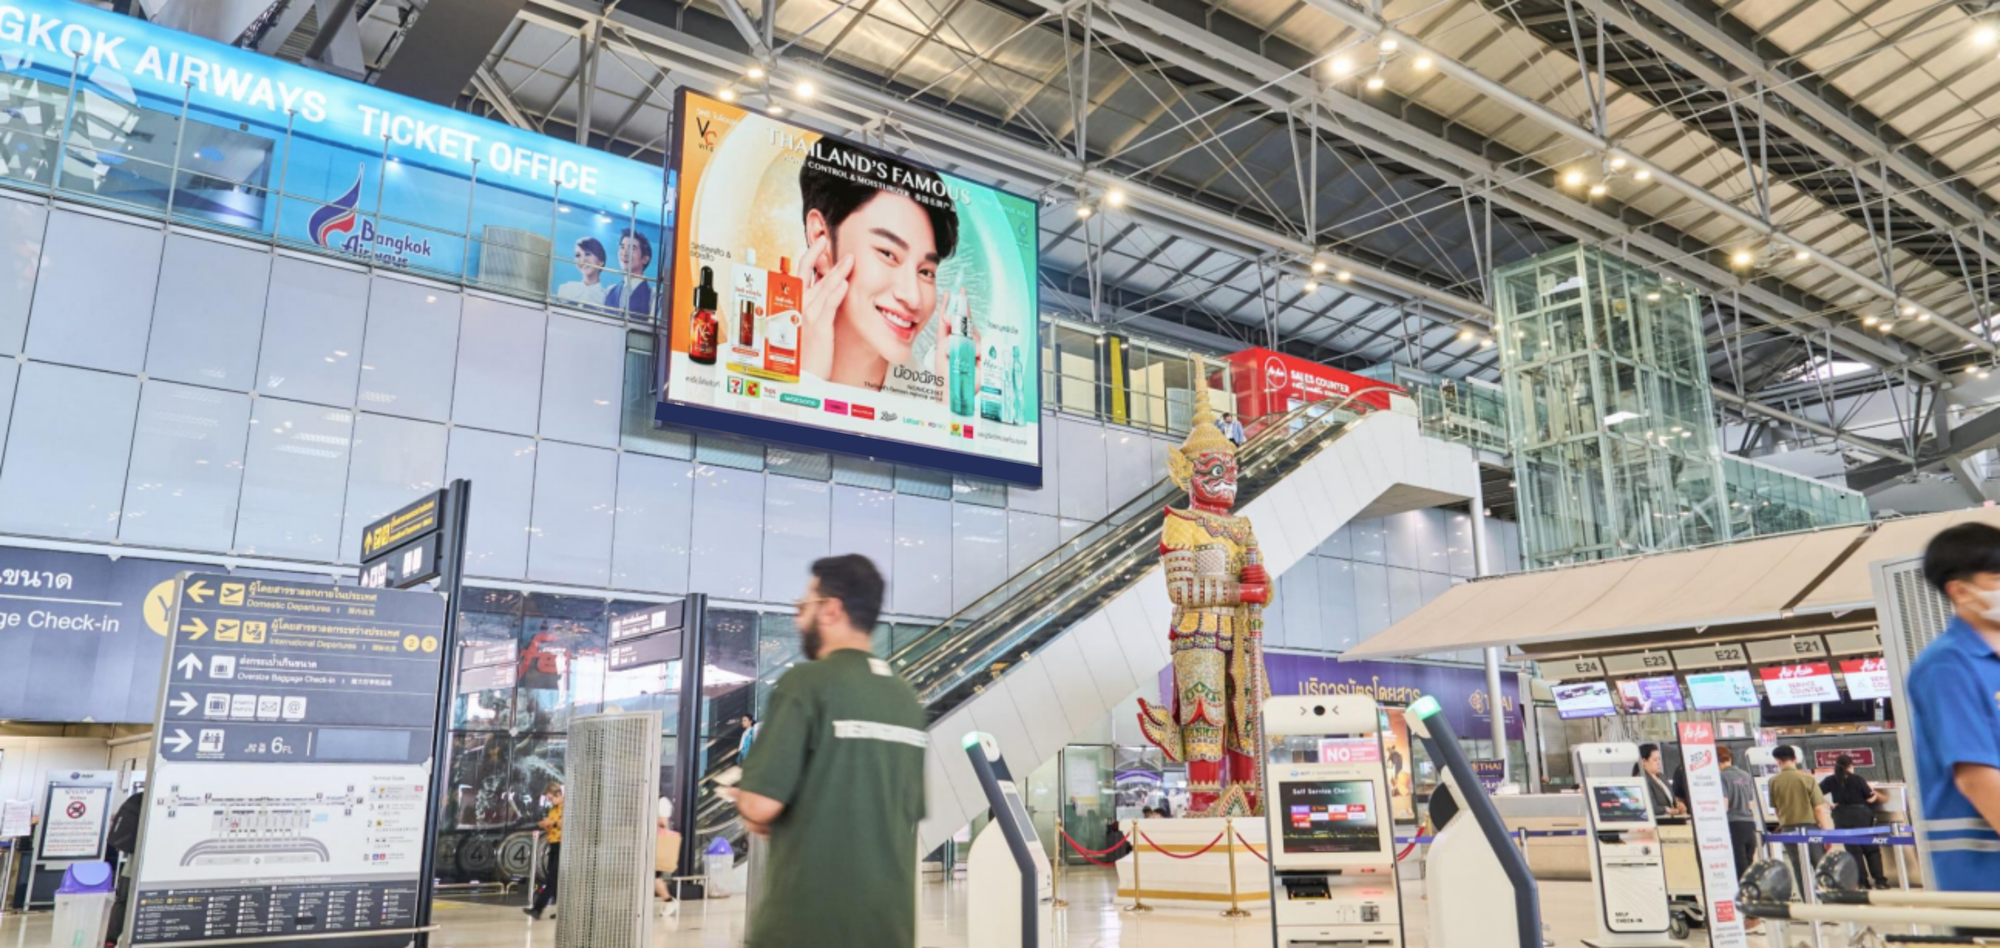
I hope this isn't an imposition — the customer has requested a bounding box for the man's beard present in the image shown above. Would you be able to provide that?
[798,614,825,661]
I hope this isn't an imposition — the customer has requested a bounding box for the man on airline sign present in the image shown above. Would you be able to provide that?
[1137,356,1273,816]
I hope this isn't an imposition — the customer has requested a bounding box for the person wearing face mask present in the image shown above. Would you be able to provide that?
[1909,523,2000,895]
[728,554,927,948]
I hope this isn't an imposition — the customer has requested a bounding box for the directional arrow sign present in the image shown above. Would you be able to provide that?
[176,654,203,680]
[184,580,212,604]
[179,617,207,640]
[165,729,191,753]
[169,693,197,716]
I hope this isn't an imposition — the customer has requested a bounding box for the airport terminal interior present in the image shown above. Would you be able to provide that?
[3,0,2000,945]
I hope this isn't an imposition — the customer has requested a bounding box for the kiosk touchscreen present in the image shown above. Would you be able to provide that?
[1573,744,1676,948]
[1263,695,1403,948]
[963,733,1053,948]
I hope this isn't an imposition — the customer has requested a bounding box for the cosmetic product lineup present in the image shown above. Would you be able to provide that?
[692,253,1028,426]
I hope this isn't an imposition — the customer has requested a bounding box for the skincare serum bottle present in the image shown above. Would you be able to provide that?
[947,286,977,417]
[1004,344,1024,424]
[688,266,719,365]
[763,256,802,381]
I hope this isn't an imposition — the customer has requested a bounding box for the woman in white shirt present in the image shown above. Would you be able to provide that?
[555,237,611,310]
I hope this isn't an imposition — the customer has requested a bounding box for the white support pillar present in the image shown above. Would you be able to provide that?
[1468,463,1508,782]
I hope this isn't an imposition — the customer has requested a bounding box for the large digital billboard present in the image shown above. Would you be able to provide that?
[658,89,1042,485]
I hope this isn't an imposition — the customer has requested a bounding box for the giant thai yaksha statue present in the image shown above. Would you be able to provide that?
[1136,360,1272,817]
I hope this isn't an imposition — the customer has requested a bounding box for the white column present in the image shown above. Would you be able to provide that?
[1468,462,1508,781]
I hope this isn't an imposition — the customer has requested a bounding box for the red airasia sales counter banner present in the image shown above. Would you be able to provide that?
[1678,721,1749,948]
[1222,347,1401,420]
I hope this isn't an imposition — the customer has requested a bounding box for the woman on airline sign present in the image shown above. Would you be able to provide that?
[793,143,968,397]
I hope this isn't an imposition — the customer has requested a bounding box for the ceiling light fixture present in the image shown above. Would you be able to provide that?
[1902,304,1918,315]
[794,80,816,99]
[1633,168,1652,181]
[1303,279,1320,293]
[1587,182,1608,197]
[765,103,784,116]
[1458,328,1475,341]
[1335,270,1353,283]
[1730,249,1755,268]
[1104,187,1127,208]
[1793,249,1809,261]
[1608,156,1627,171]
[1562,169,1587,188]
[1330,56,1354,75]
[1413,55,1433,70]
[1863,315,1879,326]
[1310,259,1327,274]
[1645,292,1660,301]
[1879,320,1896,333]
[1075,204,1093,219]
[1365,72,1386,91]
[1918,312,1932,321]
[1479,337,1494,348]
[1379,37,1399,52]
[1977,24,1998,45]
[747,66,766,80]
[718,88,737,102]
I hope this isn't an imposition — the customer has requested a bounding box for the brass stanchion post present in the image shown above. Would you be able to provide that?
[1122,820,1152,913]
[1221,817,1250,918]
[1051,750,1068,908]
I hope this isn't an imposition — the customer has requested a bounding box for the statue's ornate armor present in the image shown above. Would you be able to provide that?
[1136,357,1271,816]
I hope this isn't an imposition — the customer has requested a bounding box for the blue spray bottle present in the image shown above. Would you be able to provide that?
[947,286,977,417]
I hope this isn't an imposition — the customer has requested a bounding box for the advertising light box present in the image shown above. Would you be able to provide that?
[1759,662,1842,706]
[1553,680,1617,719]
[1685,670,1760,710]
[1615,676,1686,713]
[659,90,1043,485]
[1840,657,1892,700]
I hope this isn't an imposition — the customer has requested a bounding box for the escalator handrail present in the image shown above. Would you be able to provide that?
[890,393,1383,706]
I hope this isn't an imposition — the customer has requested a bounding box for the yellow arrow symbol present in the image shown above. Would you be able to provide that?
[179,617,208,640]
[185,581,212,604]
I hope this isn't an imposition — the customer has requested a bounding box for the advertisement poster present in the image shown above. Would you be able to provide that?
[1813,748,1876,771]
[1687,670,1760,710]
[1223,346,1402,419]
[1676,722,1748,948]
[660,89,1042,485]
[1383,711,1416,822]
[0,0,667,304]
[129,576,448,945]
[38,784,110,859]
[1615,676,1687,713]
[1553,680,1618,718]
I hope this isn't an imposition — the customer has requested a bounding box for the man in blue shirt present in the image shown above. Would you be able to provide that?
[1910,523,2000,892]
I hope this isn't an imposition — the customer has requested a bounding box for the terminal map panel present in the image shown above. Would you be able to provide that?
[128,575,447,946]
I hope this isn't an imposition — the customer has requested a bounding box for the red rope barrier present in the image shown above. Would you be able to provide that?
[1234,832,1268,863]
[1058,830,1125,866]
[1137,829,1226,860]
[1394,842,1418,863]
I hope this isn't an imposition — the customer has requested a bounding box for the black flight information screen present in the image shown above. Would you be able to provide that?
[1278,779,1381,855]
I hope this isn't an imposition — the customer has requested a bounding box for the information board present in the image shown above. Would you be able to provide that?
[1675,722,1748,948]
[127,575,448,946]
[1840,657,1892,700]
[1758,663,1841,706]
[1552,680,1617,719]
[1,800,30,839]
[38,783,110,859]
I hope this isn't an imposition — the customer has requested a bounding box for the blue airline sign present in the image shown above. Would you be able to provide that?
[0,0,665,208]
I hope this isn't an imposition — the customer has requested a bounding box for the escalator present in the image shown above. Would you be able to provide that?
[692,394,1478,852]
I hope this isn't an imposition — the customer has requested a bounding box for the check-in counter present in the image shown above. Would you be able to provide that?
[1493,793,1592,881]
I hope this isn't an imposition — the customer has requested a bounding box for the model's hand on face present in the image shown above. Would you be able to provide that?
[799,235,852,380]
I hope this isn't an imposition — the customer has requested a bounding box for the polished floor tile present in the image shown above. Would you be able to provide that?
[0,869,1877,948]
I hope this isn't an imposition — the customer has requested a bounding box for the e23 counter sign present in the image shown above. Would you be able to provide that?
[0,0,666,288]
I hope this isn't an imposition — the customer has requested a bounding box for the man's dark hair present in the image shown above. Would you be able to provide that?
[620,228,653,265]
[799,144,960,261]
[1922,523,2000,595]
[576,236,607,264]
[1717,746,1734,765]
[811,554,885,632]
[1772,745,1797,762]
[1638,743,1659,761]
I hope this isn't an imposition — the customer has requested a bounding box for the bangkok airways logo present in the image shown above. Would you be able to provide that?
[308,169,363,249]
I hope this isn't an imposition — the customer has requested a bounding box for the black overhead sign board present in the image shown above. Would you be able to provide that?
[127,574,448,947]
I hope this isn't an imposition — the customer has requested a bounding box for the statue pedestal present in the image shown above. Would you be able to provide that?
[1114,818,1269,911]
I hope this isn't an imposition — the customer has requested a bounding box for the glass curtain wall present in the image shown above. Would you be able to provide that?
[1496,246,1731,569]
[1722,455,1870,538]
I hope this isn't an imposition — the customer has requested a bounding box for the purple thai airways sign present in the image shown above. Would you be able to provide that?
[1158,651,1524,740]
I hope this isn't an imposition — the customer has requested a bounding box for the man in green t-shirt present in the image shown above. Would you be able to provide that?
[1768,745,1838,896]
[732,554,927,948]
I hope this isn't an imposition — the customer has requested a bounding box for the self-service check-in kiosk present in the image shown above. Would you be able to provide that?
[963,732,1053,948]
[1573,743,1676,948]
[1263,695,1403,948]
